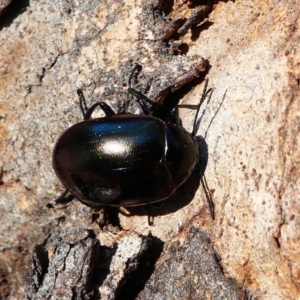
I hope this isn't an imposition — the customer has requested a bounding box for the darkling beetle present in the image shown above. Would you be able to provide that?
[52,65,210,208]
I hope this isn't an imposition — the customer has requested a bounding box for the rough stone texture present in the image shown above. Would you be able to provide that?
[137,227,246,299]
[194,2,300,299]
[26,228,101,299]
[0,0,299,299]
[26,228,165,300]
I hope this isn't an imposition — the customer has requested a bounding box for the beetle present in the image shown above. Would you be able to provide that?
[52,68,210,208]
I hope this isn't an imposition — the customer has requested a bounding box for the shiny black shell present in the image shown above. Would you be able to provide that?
[53,114,198,207]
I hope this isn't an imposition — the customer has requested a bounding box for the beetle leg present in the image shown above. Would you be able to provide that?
[128,87,156,105]
[128,63,160,115]
[54,189,74,205]
[83,102,115,120]
[99,102,116,117]
[77,89,116,120]
[77,89,89,118]
[128,87,158,115]
[138,99,150,115]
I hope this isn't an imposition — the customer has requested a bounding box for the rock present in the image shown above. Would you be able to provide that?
[0,0,299,299]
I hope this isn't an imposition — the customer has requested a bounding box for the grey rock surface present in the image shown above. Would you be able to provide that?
[0,0,299,299]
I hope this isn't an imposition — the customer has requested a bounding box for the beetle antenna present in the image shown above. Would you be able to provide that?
[200,175,215,219]
[203,88,227,139]
[192,79,214,136]
[194,86,215,136]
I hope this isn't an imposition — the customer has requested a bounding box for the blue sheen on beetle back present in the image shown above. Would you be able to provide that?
[88,120,162,162]
[53,115,166,172]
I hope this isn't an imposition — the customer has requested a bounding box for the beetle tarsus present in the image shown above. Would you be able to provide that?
[54,189,74,205]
